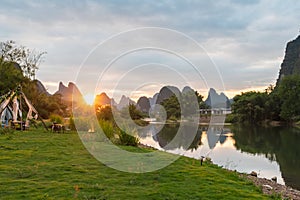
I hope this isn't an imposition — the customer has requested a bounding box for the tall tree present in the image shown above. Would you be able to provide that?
[0,40,46,80]
[231,91,268,124]
[0,58,25,96]
[276,75,300,121]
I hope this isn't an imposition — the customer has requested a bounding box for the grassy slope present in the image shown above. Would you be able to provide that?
[0,129,272,200]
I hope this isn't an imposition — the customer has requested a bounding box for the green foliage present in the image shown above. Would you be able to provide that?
[232,76,300,123]
[181,90,201,117]
[129,104,144,120]
[95,105,141,146]
[161,95,181,119]
[96,105,113,121]
[0,58,25,96]
[161,91,207,120]
[99,120,115,139]
[276,75,300,121]
[22,81,68,119]
[225,113,238,123]
[1,41,66,119]
[98,119,139,146]
[49,114,63,124]
[232,91,268,124]
[120,104,144,120]
[232,125,300,189]
[0,40,46,80]
[118,129,139,146]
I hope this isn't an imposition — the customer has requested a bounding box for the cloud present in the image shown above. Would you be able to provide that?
[0,0,299,97]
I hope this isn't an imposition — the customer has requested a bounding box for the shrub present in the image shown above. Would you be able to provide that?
[49,114,63,124]
[99,120,115,139]
[118,130,139,146]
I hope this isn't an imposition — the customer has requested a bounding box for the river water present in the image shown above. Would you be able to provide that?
[138,123,300,190]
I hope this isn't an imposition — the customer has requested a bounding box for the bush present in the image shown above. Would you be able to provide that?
[49,114,63,124]
[118,130,139,146]
[99,120,115,139]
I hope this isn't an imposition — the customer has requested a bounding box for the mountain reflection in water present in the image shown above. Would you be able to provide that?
[138,123,300,190]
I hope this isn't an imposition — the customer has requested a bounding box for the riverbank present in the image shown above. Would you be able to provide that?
[140,143,300,199]
[0,129,273,199]
[244,174,300,199]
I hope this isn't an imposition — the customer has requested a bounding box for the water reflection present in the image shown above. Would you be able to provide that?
[138,123,300,190]
[232,125,300,190]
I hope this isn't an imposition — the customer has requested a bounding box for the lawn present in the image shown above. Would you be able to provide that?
[0,129,273,199]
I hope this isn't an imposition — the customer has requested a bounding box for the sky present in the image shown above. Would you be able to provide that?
[1,0,300,104]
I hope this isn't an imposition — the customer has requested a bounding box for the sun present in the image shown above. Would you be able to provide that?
[83,93,95,105]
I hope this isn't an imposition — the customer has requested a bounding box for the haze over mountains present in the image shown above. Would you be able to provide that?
[35,80,232,111]
[36,80,232,111]
[91,85,231,111]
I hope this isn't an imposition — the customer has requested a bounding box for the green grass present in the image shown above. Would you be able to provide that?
[0,129,273,199]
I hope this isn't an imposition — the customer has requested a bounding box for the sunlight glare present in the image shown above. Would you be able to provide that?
[84,93,95,105]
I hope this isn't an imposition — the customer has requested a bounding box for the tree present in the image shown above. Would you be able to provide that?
[276,75,300,121]
[120,104,144,120]
[0,40,46,80]
[161,95,181,119]
[96,105,114,121]
[231,91,268,124]
[21,81,68,119]
[0,58,25,95]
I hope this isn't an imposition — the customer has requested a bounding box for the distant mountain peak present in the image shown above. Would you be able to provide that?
[94,92,111,106]
[117,95,135,110]
[55,82,85,105]
[205,88,230,108]
[182,86,194,94]
[35,79,50,96]
[137,96,150,113]
[277,35,300,85]
[156,86,181,104]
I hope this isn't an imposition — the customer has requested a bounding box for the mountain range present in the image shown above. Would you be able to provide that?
[36,81,231,111]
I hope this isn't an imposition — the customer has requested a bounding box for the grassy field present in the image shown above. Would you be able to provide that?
[0,129,274,199]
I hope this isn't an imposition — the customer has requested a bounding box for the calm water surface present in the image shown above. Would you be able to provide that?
[138,123,300,190]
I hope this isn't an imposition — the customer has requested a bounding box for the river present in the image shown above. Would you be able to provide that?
[137,123,300,190]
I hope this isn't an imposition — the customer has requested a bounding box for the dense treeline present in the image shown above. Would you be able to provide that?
[231,75,300,124]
